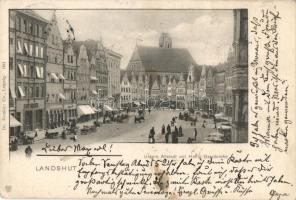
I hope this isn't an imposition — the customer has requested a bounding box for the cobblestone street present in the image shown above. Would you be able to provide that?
[10,110,219,157]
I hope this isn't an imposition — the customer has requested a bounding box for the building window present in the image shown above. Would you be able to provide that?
[39,26,43,37]
[29,22,33,34]
[36,24,39,36]
[23,19,27,32]
[30,65,34,78]
[9,38,13,45]
[15,17,20,31]
[35,85,39,98]
[9,57,13,70]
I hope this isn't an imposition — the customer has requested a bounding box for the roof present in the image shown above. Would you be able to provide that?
[134,46,196,73]
[129,46,203,81]
[105,48,122,58]
[73,40,98,60]
[17,10,49,24]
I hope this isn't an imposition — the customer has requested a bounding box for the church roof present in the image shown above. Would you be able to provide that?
[134,46,196,73]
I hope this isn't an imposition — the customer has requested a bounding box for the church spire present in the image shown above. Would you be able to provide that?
[159,32,172,48]
[52,10,57,22]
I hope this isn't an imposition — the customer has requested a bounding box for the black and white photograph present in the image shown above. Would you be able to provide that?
[8,9,248,154]
[2,1,296,199]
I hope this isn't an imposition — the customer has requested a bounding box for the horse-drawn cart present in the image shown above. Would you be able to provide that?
[45,131,59,139]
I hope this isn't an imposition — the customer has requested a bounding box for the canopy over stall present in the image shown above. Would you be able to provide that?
[104,105,113,111]
[78,105,96,116]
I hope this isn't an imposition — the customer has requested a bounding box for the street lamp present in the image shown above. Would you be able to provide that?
[145,88,148,109]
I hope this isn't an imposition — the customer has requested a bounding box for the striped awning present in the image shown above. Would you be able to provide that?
[58,74,65,80]
[18,86,25,97]
[10,115,22,127]
[50,73,59,80]
[58,93,66,100]
[10,88,16,98]
[78,105,95,116]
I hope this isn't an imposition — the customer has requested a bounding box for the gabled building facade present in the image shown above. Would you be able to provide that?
[96,40,108,98]
[45,11,65,128]
[63,41,77,122]
[75,44,90,106]
[120,72,132,108]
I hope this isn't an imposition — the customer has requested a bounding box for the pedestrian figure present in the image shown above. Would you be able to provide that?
[194,128,197,141]
[149,127,155,143]
[25,145,33,157]
[148,108,151,114]
[175,126,179,137]
[187,137,193,143]
[62,127,66,139]
[165,132,169,143]
[167,124,171,135]
[161,124,166,135]
[178,126,183,136]
[45,129,49,139]
[73,132,77,142]
[171,120,174,126]
[175,132,179,143]
[202,120,206,128]
[171,130,175,143]
[34,130,38,138]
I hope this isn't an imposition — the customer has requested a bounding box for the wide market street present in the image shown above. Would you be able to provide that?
[10,110,218,158]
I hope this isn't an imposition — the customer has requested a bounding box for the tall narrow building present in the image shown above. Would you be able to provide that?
[45,11,65,128]
[96,39,108,98]
[63,41,77,122]
[10,10,48,132]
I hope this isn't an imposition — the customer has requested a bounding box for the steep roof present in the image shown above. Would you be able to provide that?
[129,46,202,81]
[135,46,196,73]
[73,40,98,60]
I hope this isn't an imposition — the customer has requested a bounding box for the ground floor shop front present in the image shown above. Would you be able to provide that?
[15,99,45,132]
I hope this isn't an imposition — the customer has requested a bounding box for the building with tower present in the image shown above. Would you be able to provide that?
[123,32,202,108]
[159,32,172,48]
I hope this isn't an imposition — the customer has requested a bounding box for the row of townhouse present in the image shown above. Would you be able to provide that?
[197,48,235,116]
[120,61,234,115]
[120,64,201,109]
[9,10,121,137]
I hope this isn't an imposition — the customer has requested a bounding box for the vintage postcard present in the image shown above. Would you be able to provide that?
[0,0,295,199]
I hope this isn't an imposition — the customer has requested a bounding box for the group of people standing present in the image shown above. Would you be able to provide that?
[148,116,184,144]
[148,111,214,144]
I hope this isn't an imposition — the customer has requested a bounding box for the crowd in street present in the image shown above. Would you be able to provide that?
[148,110,218,144]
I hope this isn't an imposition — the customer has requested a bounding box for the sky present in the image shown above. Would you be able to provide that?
[35,9,234,69]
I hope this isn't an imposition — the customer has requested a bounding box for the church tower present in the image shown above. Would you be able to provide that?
[159,32,172,48]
